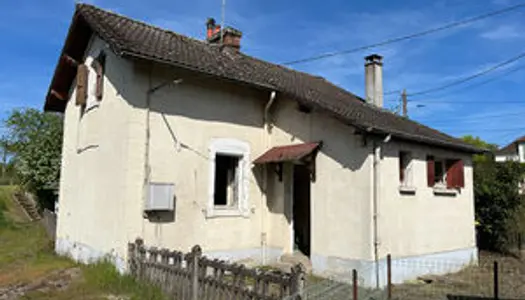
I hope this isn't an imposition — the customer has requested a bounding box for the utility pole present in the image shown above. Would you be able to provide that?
[402,89,408,117]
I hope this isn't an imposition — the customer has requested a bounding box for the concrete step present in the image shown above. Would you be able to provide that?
[278,252,313,273]
[14,192,41,221]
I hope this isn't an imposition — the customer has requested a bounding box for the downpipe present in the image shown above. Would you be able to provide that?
[372,134,391,288]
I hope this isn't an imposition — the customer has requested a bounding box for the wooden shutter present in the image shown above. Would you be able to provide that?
[456,159,465,188]
[75,64,88,106]
[427,156,435,187]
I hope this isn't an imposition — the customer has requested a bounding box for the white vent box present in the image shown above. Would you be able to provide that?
[145,182,175,211]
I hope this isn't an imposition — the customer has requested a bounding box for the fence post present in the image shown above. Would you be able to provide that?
[290,263,305,299]
[190,245,202,300]
[387,254,392,299]
[136,238,145,280]
[493,261,499,300]
[352,269,358,300]
[127,241,136,276]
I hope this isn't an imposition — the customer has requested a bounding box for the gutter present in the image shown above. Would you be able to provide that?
[261,90,277,264]
[372,134,391,289]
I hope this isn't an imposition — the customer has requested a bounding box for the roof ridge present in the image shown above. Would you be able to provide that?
[76,3,210,47]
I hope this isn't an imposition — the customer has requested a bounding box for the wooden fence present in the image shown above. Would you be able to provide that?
[127,238,305,300]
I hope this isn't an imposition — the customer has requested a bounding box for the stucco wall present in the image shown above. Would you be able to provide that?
[379,141,477,259]
[56,36,136,270]
[123,63,374,264]
[55,36,476,281]
[269,99,374,262]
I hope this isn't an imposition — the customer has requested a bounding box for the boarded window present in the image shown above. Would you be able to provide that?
[75,64,88,106]
[214,154,240,207]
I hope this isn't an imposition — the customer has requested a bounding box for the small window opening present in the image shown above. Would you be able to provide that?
[399,151,412,186]
[214,154,240,207]
[434,159,446,186]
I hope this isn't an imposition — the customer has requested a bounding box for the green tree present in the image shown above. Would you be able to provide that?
[3,108,63,209]
[462,135,525,251]
[461,135,498,163]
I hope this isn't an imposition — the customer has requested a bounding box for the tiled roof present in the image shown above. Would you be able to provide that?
[497,135,525,155]
[44,3,482,153]
[254,142,322,164]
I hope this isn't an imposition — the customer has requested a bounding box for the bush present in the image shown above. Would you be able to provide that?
[475,159,525,252]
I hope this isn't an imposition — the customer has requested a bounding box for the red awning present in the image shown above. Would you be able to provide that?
[253,142,322,164]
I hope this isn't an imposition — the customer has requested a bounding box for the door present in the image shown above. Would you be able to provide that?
[292,164,311,256]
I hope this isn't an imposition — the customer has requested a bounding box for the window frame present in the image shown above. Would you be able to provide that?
[207,138,250,218]
[399,151,414,187]
[427,155,465,192]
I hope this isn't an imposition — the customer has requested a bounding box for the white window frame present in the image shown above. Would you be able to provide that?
[80,56,101,116]
[399,151,414,187]
[207,138,250,218]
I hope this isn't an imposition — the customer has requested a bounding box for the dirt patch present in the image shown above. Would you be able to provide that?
[0,267,82,300]
[392,252,525,300]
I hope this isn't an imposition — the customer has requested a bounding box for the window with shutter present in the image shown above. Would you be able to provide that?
[75,64,88,106]
[453,159,465,188]
[92,52,106,101]
[427,156,435,187]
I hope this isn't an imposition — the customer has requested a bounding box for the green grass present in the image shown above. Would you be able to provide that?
[0,186,166,300]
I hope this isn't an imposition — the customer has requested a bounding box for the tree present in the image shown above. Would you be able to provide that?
[462,135,525,252]
[3,108,63,209]
[461,135,498,163]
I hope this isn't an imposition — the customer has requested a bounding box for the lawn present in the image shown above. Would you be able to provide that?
[0,186,166,300]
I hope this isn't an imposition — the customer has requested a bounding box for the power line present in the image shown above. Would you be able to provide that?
[281,3,525,66]
[422,111,525,123]
[408,64,525,102]
[435,126,525,132]
[408,51,525,97]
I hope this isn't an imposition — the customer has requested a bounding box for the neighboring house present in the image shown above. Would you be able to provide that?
[495,136,525,163]
[495,136,525,194]
[44,4,482,286]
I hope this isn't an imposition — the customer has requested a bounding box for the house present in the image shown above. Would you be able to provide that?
[495,136,525,163]
[44,4,482,287]
[495,136,525,194]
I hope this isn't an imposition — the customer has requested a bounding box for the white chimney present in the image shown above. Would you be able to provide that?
[365,54,383,108]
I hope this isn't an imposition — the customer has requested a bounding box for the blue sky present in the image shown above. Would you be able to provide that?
[1,0,524,147]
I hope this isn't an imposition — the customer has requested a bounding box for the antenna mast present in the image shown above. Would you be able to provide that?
[220,0,226,45]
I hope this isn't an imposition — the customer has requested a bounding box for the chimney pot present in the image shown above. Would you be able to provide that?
[205,19,243,51]
[365,54,384,108]
[206,18,216,38]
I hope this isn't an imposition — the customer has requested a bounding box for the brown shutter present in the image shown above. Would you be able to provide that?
[75,64,88,106]
[456,159,465,188]
[427,156,435,187]
[446,159,455,189]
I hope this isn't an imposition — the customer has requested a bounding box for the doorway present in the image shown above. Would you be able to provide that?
[292,164,311,257]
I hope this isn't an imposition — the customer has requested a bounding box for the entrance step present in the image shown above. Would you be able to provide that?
[277,251,313,273]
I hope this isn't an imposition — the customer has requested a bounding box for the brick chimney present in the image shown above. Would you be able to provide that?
[206,17,242,50]
[365,54,383,108]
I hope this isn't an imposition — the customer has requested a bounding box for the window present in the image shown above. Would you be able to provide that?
[207,138,250,217]
[399,151,413,186]
[214,154,240,207]
[427,156,465,189]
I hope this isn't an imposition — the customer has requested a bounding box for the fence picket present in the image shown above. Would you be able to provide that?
[127,239,304,300]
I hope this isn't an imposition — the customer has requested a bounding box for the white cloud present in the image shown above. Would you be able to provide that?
[480,24,525,40]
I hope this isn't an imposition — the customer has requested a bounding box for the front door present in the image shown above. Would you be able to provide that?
[292,164,311,256]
